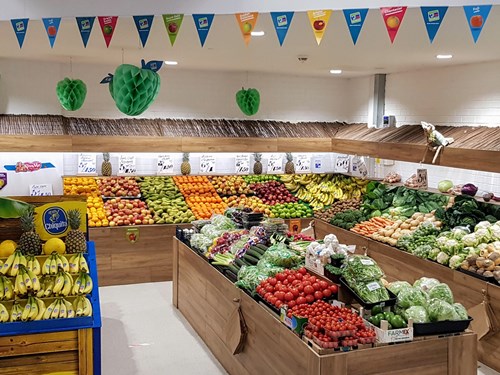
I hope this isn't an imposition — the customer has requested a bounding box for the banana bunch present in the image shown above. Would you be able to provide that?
[42,253,70,275]
[10,301,23,322]
[0,302,9,322]
[68,253,89,274]
[26,256,42,276]
[37,275,54,298]
[43,297,75,320]
[19,296,46,321]
[52,270,74,297]
[72,272,93,295]
[0,250,27,277]
[14,265,41,296]
[74,296,92,317]
[0,275,14,300]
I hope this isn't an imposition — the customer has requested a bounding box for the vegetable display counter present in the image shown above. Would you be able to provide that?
[173,239,477,375]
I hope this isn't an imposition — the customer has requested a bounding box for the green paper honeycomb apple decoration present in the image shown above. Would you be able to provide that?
[236,87,260,116]
[56,78,87,111]
[101,60,163,117]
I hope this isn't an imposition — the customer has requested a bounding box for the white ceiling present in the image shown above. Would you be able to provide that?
[1,7,500,78]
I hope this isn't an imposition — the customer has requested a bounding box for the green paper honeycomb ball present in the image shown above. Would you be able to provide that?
[236,88,260,116]
[56,78,87,111]
[111,64,161,116]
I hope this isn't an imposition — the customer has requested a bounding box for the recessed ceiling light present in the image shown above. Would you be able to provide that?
[329,69,342,74]
[436,54,453,59]
[251,31,265,37]
[165,60,178,65]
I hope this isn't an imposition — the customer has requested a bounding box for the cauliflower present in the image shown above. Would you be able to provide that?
[323,234,340,248]
[475,221,492,231]
[451,226,470,240]
[437,252,450,265]
[449,255,466,270]
[475,228,492,244]
[436,236,449,249]
[462,233,479,247]
[489,223,500,241]
[442,239,464,255]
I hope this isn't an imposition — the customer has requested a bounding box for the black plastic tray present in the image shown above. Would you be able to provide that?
[458,268,499,286]
[413,317,473,336]
[339,277,397,309]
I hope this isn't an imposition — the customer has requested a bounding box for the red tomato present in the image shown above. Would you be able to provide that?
[265,285,274,293]
[309,276,317,283]
[298,267,307,275]
[305,295,315,303]
[275,291,286,301]
[296,296,307,305]
[283,280,289,286]
[304,285,315,295]
[329,284,339,294]
[297,285,304,292]
[302,281,312,287]
[268,278,277,286]
[287,275,296,283]
[314,291,323,300]
[276,273,286,282]
[295,273,303,280]
[284,292,294,302]
[287,300,296,308]
[275,300,283,308]
[312,282,321,291]
[264,292,272,299]
[319,280,329,289]
[269,297,277,305]
[322,289,332,298]
[290,288,300,298]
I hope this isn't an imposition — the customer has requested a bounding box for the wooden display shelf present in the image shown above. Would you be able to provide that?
[173,239,477,375]
[314,219,500,373]
[0,328,93,375]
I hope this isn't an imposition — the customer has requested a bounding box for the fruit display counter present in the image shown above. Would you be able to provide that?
[173,238,477,375]
[314,219,500,372]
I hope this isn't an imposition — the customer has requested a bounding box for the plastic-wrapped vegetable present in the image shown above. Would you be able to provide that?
[200,224,225,239]
[387,281,412,296]
[428,283,454,304]
[413,277,440,293]
[453,303,469,320]
[235,265,269,292]
[404,306,430,323]
[436,252,450,265]
[347,278,390,304]
[427,298,459,322]
[261,243,302,268]
[190,233,213,252]
[343,255,384,282]
[211,215,236,230]
[449,254,466,270]
[256,258,285,276]
[397,287,428,309]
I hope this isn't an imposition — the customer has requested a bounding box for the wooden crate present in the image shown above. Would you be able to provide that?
[0,329,93,375]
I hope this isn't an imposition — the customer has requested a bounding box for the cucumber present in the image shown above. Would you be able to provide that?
[246,249,263,259]
[250,246,266,255]
[226,270,238,281]
[243,254,259,265]
[235,258,247,268]
[227,265,240,275]
[255,244,268,251]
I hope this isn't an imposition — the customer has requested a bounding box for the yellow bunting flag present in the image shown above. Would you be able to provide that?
[307,10,332,45]
[235,12,259,45]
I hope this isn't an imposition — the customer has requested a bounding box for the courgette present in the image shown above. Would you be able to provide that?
[255,244,268,251]
[250,246,266,255]
[246,249,263,259]
[243,254,259,265]
[235,258,247,268]
[227,264,240,275]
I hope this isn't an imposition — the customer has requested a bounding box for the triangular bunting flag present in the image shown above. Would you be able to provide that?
[42,18,61,48]
[11,19,29,48]
[76,17,95,48]
[236,13,259,46]
[343,9,369,45]
[463,5,492,43]
[421,7,448,43]
[192,14,214,47]
[307,10,331,46]
[163,14,184,46]
[380,7,407,43]
[271,12,294,46]
[133,15,154,47]
[98,16,118,48]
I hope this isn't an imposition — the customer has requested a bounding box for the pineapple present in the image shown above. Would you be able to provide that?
[19,206,42,256]
[253,153,263,175]
[65,209,87,254]
[285,153,295,174]
[181,153,191,175]
[101,152,112,176]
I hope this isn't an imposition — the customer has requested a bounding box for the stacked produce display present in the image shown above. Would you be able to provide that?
[63,177,107,228]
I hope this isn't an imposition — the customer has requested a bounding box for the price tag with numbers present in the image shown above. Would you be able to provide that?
[334,154,350,173]
[235,154,250,174]
[296,154,311,173]
[200,155,216,174]
[77,153,97,175]
[118,155,137,175]
[30,184,53,196]
[267,154,283,174]
[351,156,368,178]
[417,168,428,188]
[157,154,174,175]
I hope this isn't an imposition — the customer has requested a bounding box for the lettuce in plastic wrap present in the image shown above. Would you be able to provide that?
[387,281,412,296]
[404,306,430,323]
[413,277,440,293]
[427,298,459,322]
[397,286,428,309]
[428,283,454,304]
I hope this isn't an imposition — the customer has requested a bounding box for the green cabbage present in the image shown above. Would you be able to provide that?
[428,283,454,304]
[438,180,453,193]
[413,277,440,293]
[404,306,430,323]
[397,287,428,309]
[387,281,412,296]
[453,303,469,321]
[427,299,459,322]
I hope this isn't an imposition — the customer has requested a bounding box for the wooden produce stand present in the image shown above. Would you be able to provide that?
[314,219,500,373]
[173,239,477,375]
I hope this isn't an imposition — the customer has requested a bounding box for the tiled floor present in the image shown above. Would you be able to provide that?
[100,282,498,375]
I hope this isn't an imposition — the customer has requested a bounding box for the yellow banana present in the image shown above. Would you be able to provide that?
[8,251,20,277]
[18,253,27,268]
[64,299,75,318]
[69,255,79,273]
[3,277,13,300]
[75,296,84,317]
[58,299,68,319]
[50,299,61,319]
[42,255,52,275]
[82,273,93,295]
[10,301,23,322]
[21,267,33,291]
[82,297,92,317]
[32,257,41,276]
[43,300,57,320]
[61,273,73,296]
[34,297,46,321]
[0,302,9,322]
[44,276,55,297]
[50,256,58,275]
[26,268,40,292]
[53,272,65,295]
[78,254,89,273]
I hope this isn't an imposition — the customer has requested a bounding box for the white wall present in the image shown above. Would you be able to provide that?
[385,60,500,127]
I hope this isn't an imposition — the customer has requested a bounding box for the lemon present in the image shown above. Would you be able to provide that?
[44,238,66,255]
[0,240,17,257]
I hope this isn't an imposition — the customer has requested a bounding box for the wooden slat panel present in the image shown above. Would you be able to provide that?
[72,136,183,152]
[172,239,179,307]
[78,329,93,375]
[440,148,500,173]
[204,325,249,375]
[479,283,500,371]
[96,254,112,271]
[98,267,152,286]
[0,351,78,375]
[277,138,331,152]
[448,333,477,375]
[150,265,172,282]
[182,137,278,152]
[0,331,78,357]
[0,135,72,152]
[111,251,170,269]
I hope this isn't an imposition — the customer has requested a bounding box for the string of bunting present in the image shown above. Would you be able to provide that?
[9,5,492,49]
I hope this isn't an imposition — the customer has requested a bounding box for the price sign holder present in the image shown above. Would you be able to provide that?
[77,153,97,175]
[334,155,351,173]
[296,154,311,173]
[235,154,250,175]
[30,184,53,196]
[118,155,137,176]
[267,154,283,174]
[157,154,174,175]
[417,168,428,189]
[200,155,216,174]
[351,156,368,179]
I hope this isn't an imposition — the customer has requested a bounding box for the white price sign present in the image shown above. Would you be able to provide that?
[157,154,174,175]
[30,184,53,196]
[313,158,323,172]
[77,153,97,175]
[235,154,250,175]
[334,155,350,173]
[267,154,283,174]
[351,156,368,178]
[118,155,137,175]
[200,155,216,174]
[296,154,311,173]
[417,169,428,188]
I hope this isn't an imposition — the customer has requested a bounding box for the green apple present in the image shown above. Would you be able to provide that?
[243,22,252,34]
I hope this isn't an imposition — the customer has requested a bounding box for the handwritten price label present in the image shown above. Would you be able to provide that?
[30,184,53,196]
[235,154,250,174]
[200,155,215,174]
[352,156,368,178]
[77,153,97,175]
[118,155,136,175]
[334,155,350,173]
[157,154,174,175]
[417,169,428,188]
[296,154,311,173]
[267,154,283,174]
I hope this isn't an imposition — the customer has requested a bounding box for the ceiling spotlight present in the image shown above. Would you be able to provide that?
[251,31,265,37]
[165,60,178,65]
[329,69,342,74]
[436,54,452,59]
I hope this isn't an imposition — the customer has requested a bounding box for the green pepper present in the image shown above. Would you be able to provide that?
[390,315,407,329]
[370,315,381,327]
[383,312,395,321]
[371,305,383,315]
